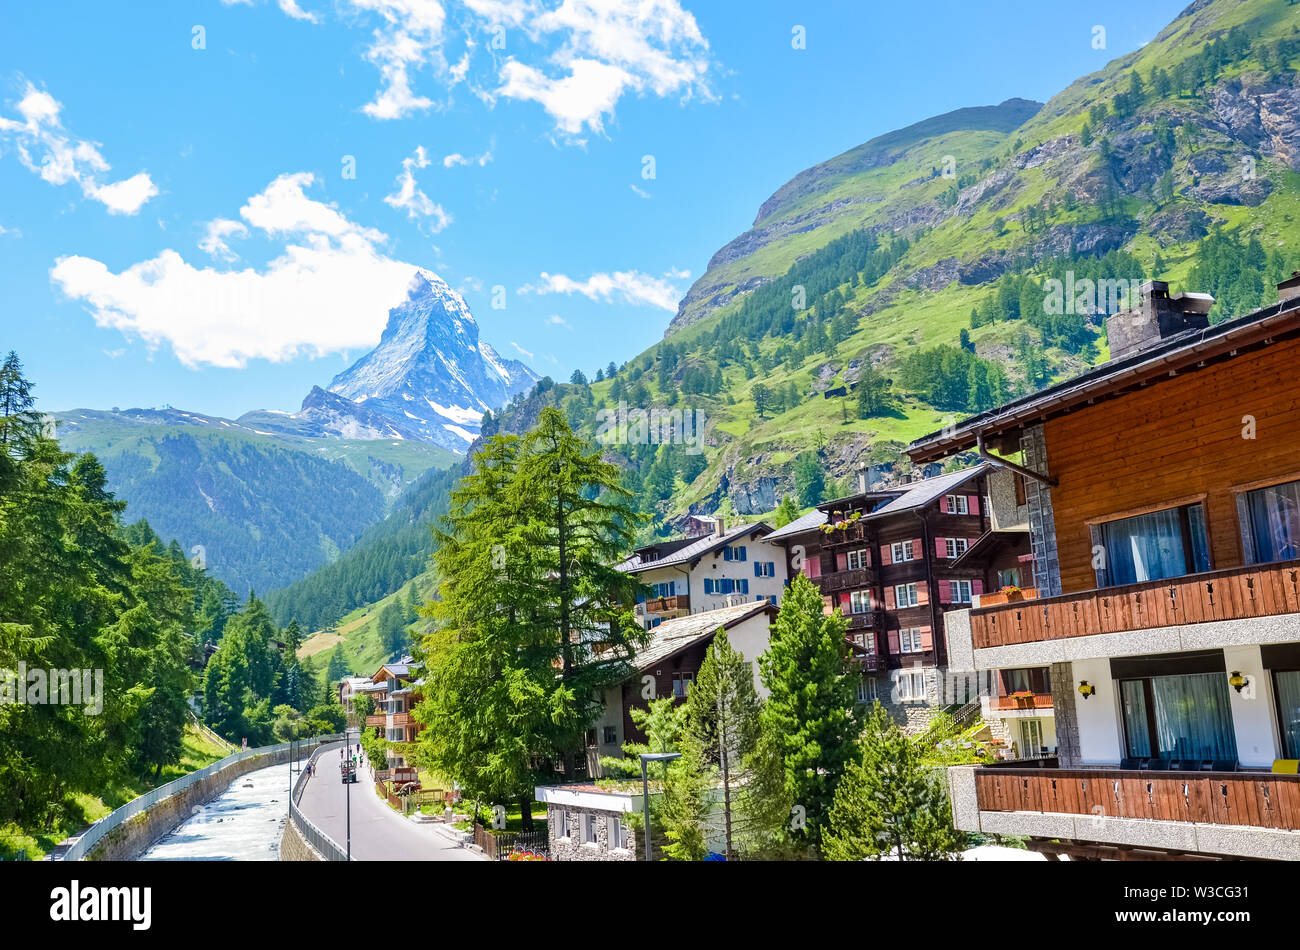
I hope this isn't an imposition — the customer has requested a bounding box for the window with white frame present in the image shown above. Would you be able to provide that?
[891,541,915,562]
[582,813,597,845]
[898,627,924,654]
[896,670,927,702]
[894,582,919,607]
[950,579,973,603]
[944,537,968,558]
[849,590,872,614]
[607,816,629,851]
[946,494,969,515]
[857,677,878,704]
[557,811,570,840]
[846,549,869,570]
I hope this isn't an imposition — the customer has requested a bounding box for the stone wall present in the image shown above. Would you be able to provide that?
[86,746,301,861]
[546,804,637,861]
[280,815,325,861]
[1050,661,1080,767]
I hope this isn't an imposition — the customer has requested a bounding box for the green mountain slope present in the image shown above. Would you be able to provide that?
[53,408,455,595]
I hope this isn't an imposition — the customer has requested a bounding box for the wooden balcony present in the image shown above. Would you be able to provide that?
[817,567,872,594]
[390,712,413,727]
[644,594,690,614]
[822,522,869,547]
[970,559,1300,650]
[845,610,882,631]
[365,714,386,727]
[846,623,885,672]
[973,767,1300,832]
[989,693,1055,711]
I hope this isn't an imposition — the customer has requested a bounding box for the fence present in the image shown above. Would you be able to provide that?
[57,733,343,861]
[472,822,550,861]
[288,741,349,861]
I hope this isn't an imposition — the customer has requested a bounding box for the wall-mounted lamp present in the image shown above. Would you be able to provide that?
[1077,681,1095,699]
[1229,671,1247,693]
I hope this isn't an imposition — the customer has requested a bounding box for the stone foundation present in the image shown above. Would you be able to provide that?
[280,815,326,861]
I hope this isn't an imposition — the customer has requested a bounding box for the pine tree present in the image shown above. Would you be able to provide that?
[823,702,965,861]
[774,495,799,528]
[757,573,862,849]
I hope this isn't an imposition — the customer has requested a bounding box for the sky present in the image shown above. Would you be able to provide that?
[0,0,1190,418]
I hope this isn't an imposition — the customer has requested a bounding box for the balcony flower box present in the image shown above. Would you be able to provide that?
[974,586,1038,608]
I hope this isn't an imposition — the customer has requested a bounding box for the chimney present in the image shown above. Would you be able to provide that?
[714,515,725,537]
[1279,271,1300,305]
[856,462,868,494]
[1105,280,1213,361]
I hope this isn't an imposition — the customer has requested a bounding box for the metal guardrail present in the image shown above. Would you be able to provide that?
[57,733,344,861]
[288,741,349,861]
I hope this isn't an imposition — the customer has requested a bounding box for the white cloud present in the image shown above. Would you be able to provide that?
[0,82,158,214]
[51,172,441,369]
[509,340,534,359]
[520,268,684,311]
[629,183,650,199]
[261,0,715,137]
[442,148,492,167]
[199,218,251,261]
[0,223,19,238]
[383,145,453,231]
[545,314,571,329]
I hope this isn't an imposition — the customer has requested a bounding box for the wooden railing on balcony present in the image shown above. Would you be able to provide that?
[365,714,386,727]
[644,594,690,613]
[989,694,1055,711]
[970,559,1300,650]
[847,625,884,672]
[822,523,869,547]
[817,567,872,593]
[390,712,413,727]
[974,767,1300,832]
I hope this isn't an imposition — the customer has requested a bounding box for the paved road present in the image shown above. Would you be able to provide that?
[295,742,481,861]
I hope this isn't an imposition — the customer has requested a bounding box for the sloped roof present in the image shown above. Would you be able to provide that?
[617,521,774,574]
[631,601,776,672]
[765,508,829,541]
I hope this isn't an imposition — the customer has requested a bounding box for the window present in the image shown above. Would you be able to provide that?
[997,567,1021,588]
[846,549,869,570]
[849,590,872,614]
[943,538,968,558]
[895,670,926,702]
[672,672,693,698]
[722,545,748,561]
[891,541,915,562]
[898,627,923,654]
[945,494,969,515]
[755,560,777,577]
[581,814,597,845]
[557,811,570,840]
[602,726,618,745]
[1119,673,1238,762]
[894,583,919,607]
[949,579,973,603]
[607,816,628,851]
[1099,503,1209,586]
[1274,670,1300,758]
[1246,479,1300,564]
[857,677,878,704]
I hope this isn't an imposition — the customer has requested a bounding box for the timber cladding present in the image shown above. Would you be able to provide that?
[1043,334,1300,596]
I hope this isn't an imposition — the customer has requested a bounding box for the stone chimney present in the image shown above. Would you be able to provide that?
[714,515,725,538]
[856,463,868,494]
[1279,271,1300,305]
[1105,280,1213,361]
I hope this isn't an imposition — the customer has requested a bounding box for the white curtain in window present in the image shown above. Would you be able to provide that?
[1249,480,1300,563]
[1104,508,1187,585]
[1150,672,1237,761]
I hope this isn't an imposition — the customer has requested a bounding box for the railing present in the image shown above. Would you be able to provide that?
[973,767,1300,831]
[473,822,550,861]
[847,626,884,672]
[645,594,690,613]
[58,733,344,861]
[365,714,386,727]
[289,742,349,861]
[989,694,1055,711]
[817,568,873,593]
[845,610,882,631]
[970,559,1300,649]
[822,523,869,547]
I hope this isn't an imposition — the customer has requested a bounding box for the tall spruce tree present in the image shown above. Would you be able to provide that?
[757,572,862,850]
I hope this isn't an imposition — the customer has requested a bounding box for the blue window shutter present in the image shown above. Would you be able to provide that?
[754,562,761,578]
[704,578,713,594]
[741,579,749,594]
[636,590,645,604]
[768,561,776,576]
[723,548,731,561]
[739,546,747,561]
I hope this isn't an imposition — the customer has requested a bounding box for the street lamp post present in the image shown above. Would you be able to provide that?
[638,752,681,862]
[345,727,354,861]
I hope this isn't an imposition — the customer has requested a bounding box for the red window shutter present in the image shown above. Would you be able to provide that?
[968,495,980,515]
[881,544,892,566]
[912,538,923,560]
[840,592,851,609]
[920,627,933,651]
[822,596,834,616]
[836,552,848,571]
[884,586,896,610]
[887,630,900,654]
[939,495,949,513]
[972,578,984,596]
[916,584,929,606]
[935,538,947,559]
[938,579,951,603]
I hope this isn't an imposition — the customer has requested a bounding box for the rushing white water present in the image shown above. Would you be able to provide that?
[139,761,300,861]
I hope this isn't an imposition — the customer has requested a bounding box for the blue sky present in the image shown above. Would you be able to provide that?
[0,0,1188,417]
